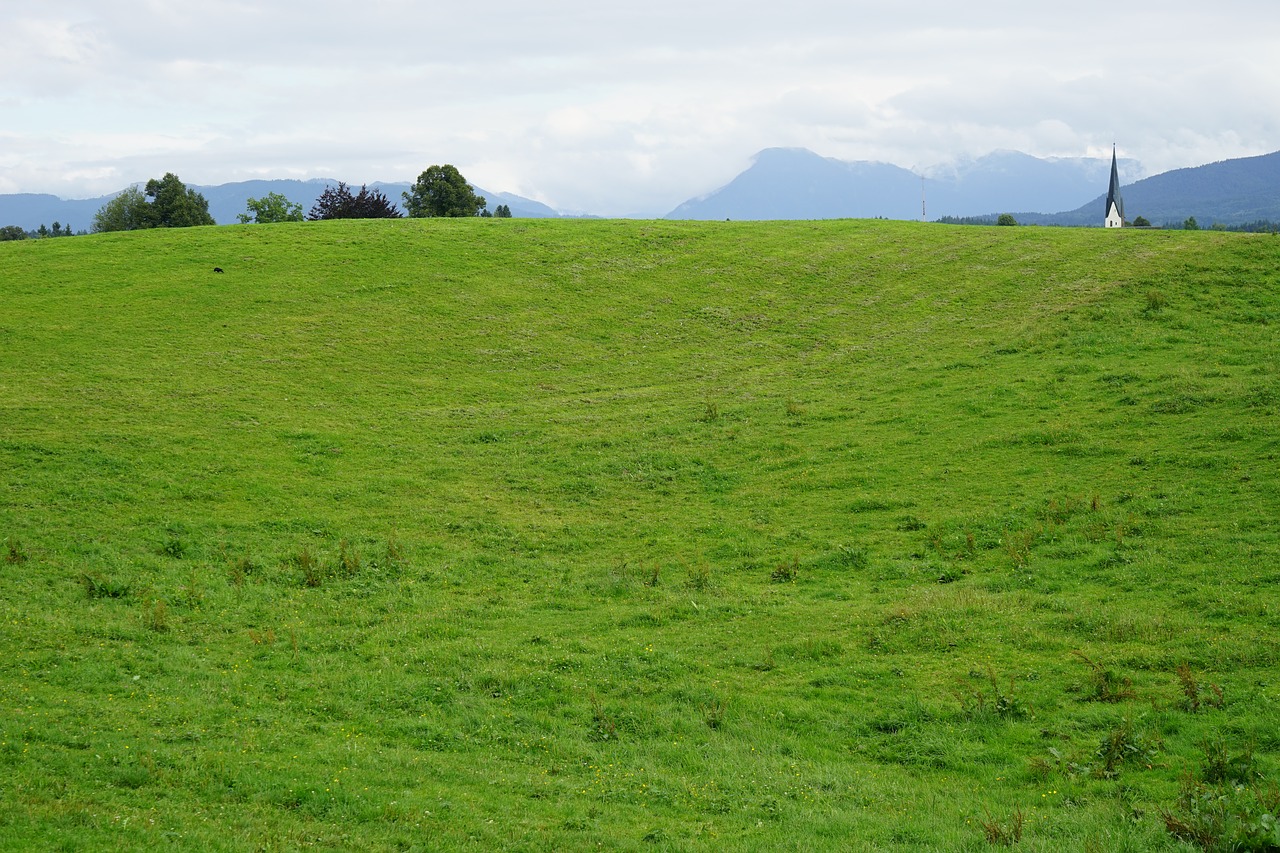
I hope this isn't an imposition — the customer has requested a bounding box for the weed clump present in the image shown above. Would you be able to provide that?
[1094,718,1157,778]
[954,665,1029,720]
[701,697,727,730]
[1177,663,1225,712]
[5,537,28,564]
[685,561,711,591]
[161,535,187,559]
[770,557,798,583]
[588,692,617,742]
[145,598,169,632]
[1199,738,1258,786]
[337,539,361,577]
[82,573,131,599]
[979,807,1024,846]
[384,532,407,569]
[1162,773,1279,851]
[228,555,255,587]
[1071,650,1135,702]
[297,546,322,587]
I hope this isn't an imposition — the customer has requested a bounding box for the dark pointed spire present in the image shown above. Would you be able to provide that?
[1105,145,1125,226]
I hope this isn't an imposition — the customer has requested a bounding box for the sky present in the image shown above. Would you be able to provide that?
[2,1,1278,216]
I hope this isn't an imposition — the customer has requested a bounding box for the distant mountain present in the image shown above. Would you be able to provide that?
[665,148,1140,221]
[0,179,560,231]
[1009,150,1280,227]
[0,193,111,234]
[665,148,923,220]
[921,150,1141,220]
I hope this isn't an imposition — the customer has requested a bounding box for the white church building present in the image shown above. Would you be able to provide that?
[1105,146,1125,228]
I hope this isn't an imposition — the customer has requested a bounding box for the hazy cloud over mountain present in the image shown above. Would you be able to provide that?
[3,1,1277,216]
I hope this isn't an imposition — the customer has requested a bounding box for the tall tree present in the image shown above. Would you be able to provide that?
[144,173,216,227]
[308,182,402,220]
[402,165,486,217]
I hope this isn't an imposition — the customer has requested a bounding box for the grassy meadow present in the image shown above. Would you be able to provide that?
[1,218,1278,850]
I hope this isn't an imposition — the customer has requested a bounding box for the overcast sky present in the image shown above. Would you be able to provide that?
[3,1,1278,215]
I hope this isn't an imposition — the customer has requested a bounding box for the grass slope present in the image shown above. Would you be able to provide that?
[2,220,1279,851]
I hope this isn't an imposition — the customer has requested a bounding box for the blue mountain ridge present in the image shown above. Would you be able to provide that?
[4,148,1277,228]
[664,147,1141,221]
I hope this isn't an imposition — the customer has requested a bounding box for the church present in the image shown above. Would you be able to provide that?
[1105,146,1125,228]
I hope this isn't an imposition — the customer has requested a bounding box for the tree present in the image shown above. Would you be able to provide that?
[1184,216,1199,231]
[494,204,512,218]
[92,174,214,232]
[92,186,151,232]
[307,182,402,220]
[996,213,1018,226]
[144,173,216,227]
[238,192,304,224]
[402,165,486,217]
[1132,216,1151,227]
[0,225,27,241]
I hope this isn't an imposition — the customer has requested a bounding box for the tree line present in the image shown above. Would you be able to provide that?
[0,222,83,241]
[78,164,508,233]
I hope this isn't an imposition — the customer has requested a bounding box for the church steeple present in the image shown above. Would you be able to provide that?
[1105,145,1125,228]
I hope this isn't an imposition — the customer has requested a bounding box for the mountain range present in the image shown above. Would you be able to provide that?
[664,148,1143,222]
[664,147,1280,226]
[3,148,1278,229]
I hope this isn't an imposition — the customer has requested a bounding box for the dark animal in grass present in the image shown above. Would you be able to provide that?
[213,267,224,273]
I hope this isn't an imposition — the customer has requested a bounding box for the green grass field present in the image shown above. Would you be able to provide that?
[2,219,1278,851]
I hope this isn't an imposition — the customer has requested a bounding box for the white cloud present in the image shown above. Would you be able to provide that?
[2,0,1278,213]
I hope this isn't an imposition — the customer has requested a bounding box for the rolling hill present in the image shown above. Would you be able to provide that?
[2,220,1278,850]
